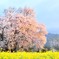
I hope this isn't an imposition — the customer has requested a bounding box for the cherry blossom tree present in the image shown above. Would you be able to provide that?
[0,7,47,52]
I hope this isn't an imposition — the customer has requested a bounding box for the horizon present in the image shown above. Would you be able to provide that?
[0,0,59,34]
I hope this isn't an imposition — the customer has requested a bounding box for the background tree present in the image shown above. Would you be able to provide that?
[0,7,47,52]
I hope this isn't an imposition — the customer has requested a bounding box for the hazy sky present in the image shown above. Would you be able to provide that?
[0,0,59,34]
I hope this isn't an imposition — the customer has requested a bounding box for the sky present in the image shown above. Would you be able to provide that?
[0,0,59,34]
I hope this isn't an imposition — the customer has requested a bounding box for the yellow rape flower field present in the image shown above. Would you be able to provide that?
[0,51,59,59]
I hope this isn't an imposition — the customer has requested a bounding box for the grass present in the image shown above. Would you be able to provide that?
[0,51,59,59]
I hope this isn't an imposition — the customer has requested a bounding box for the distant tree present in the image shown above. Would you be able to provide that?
[0,7,47,52]
[45,33,59,51]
